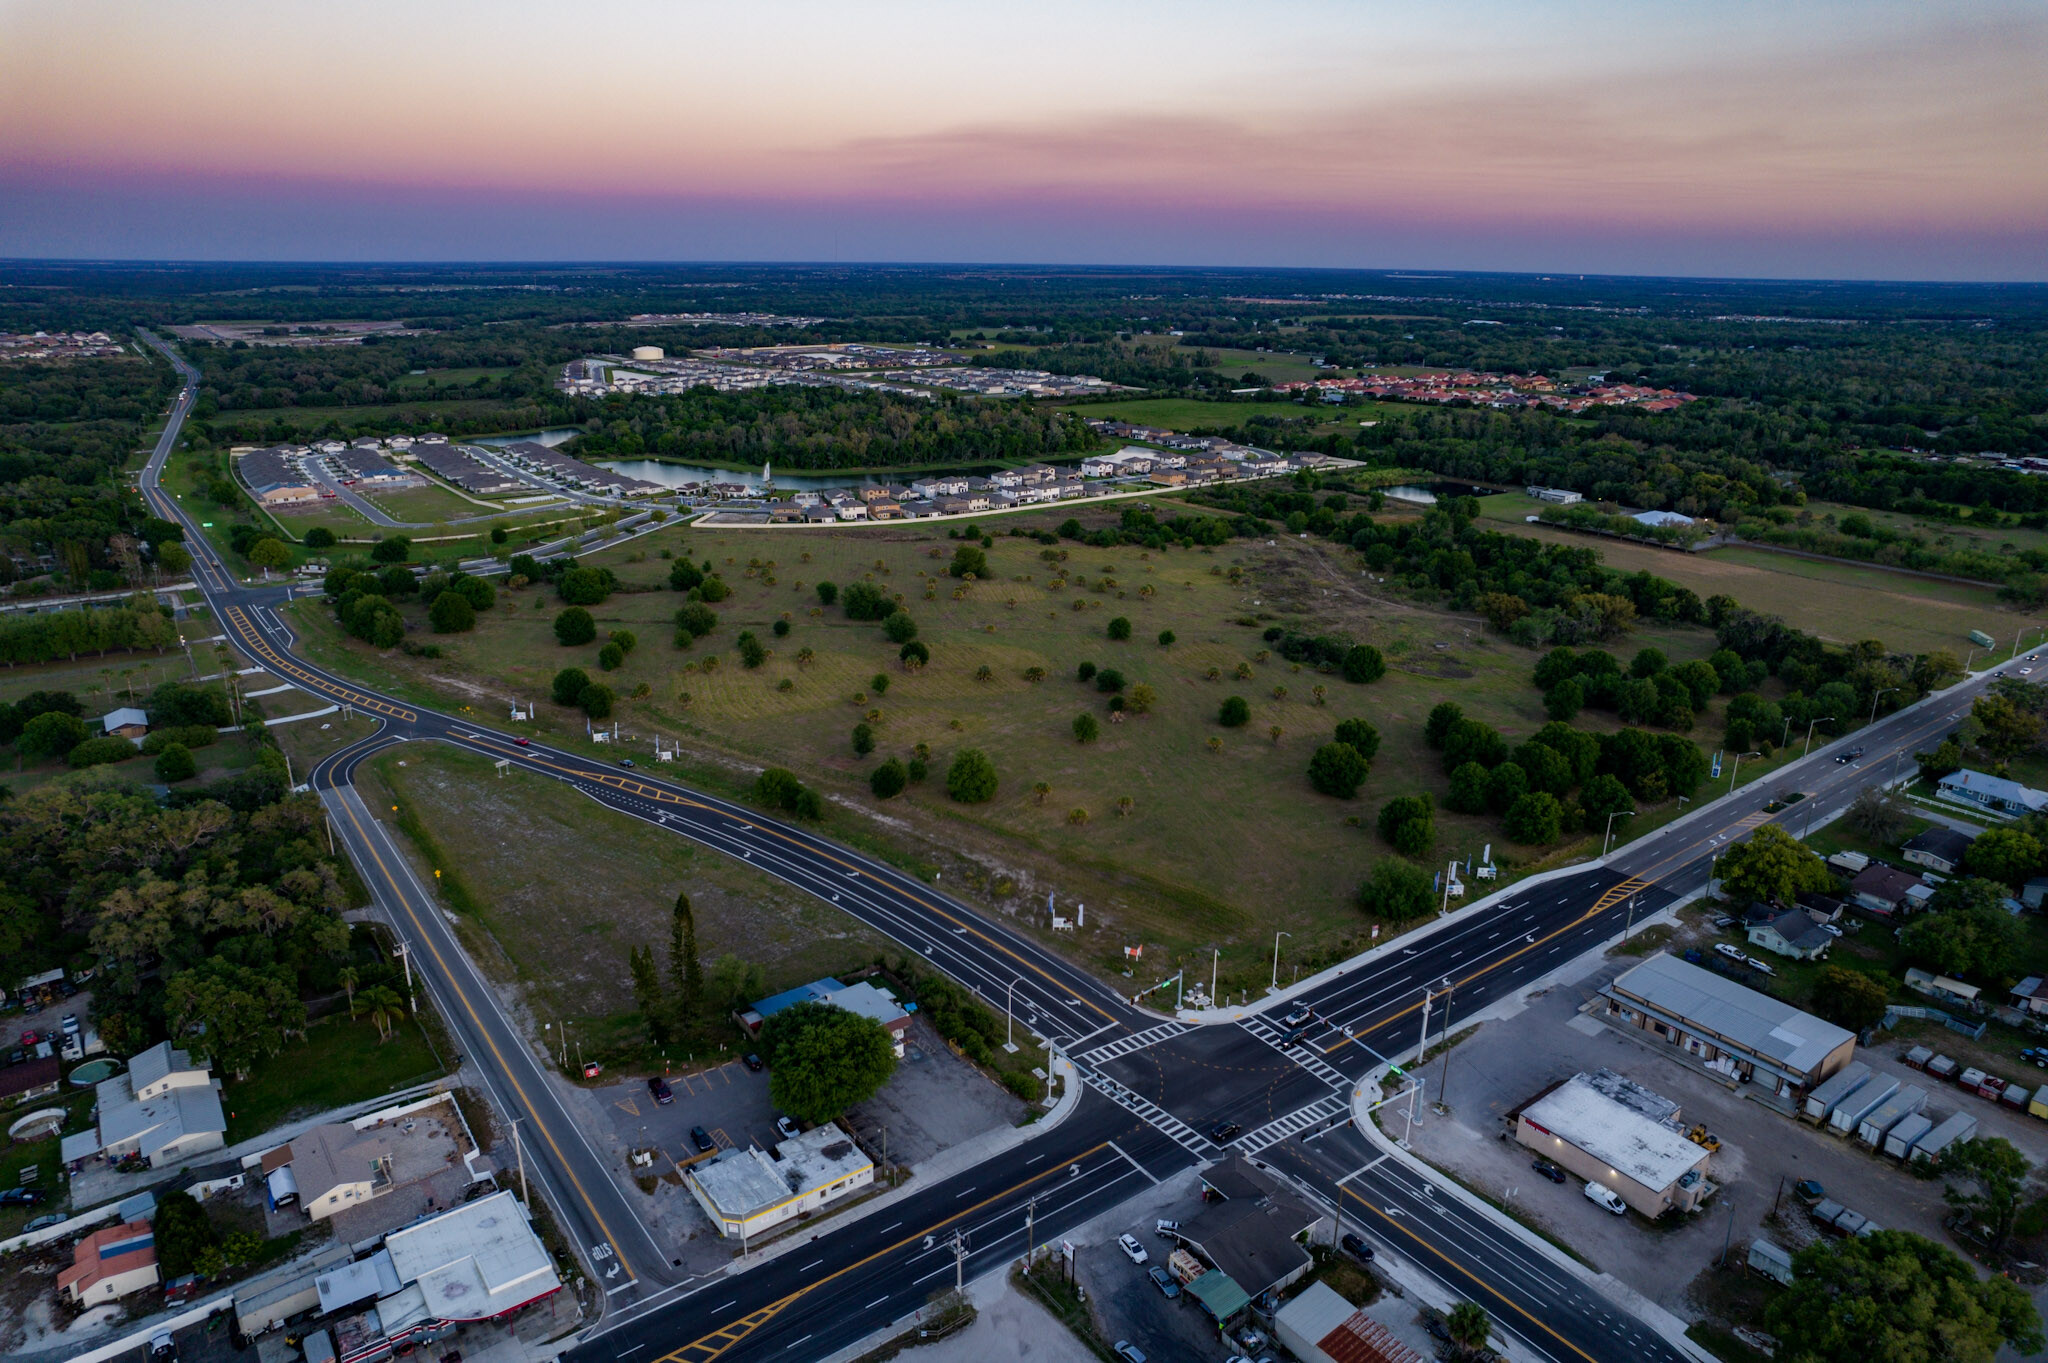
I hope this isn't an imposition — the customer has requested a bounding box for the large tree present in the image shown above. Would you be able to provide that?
[1765,1230,2041,1363]
[1810,966,1892,1032]
[1942,1137,2032,1251]
[1900,882,2024,980]
[759,1001,897,1126]
[669,891,703,1014]
[1715,824,1830,906]
[162,959,305,1080]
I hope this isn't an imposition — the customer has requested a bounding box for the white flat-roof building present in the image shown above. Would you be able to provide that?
[686,1123,874,1240]
[381,1189,560,1322]
[1516,1070,1714,1217]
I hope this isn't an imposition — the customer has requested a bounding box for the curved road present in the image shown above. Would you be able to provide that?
[133,329,2031,1363]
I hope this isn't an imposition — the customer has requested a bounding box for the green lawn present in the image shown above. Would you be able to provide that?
[291,504,1728,992]
[389,367,519,393]
[361,482,502,523]
[0,1092,96,1235]
[221,1013,444,1144]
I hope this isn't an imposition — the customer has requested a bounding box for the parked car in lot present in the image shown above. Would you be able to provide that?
[1341,1232,1375,1263]
[1531,1158,1567,1184]
[647,1076,673,1105]
[1584,1180,1627,1215]
[1117,1233,1149,1264]
[1714,943,1748,963]
[1146,1264,1181,1298]
[743,1053,765,1071]
[690,1126,715,1153]
[1112,1343,1146,1363]
[60,1014,79,1036]
[1154,1219,1180,1236]
[1711,915,1736,929]
[0,1188,45,1206]
[776,1116,801,1140]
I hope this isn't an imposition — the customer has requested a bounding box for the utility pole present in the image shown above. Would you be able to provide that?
[1406,989,1433,1138]
[1024,1196,1036,1266]
[1271,932,1290,993]
[1210,948,1219,1006]
[949,1231,968,1292]
[1803,717,1833,756]
[1435,988,1456,1112]
[1005,976,1022,1051]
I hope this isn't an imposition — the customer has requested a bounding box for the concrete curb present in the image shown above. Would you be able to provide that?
[720,1053,1083,1277]
[1343,902,1721,1363]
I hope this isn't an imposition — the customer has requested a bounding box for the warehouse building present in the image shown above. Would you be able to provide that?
[1515,1069,1715,1216]
[1599,953,1855,1099]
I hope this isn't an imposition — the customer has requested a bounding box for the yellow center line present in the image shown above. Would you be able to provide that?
[333,779,636,1278]
[657,1140,1115,1362]
[1344,1185,1600,1363]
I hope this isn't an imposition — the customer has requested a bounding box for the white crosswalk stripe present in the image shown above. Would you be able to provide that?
[1237,1017,1351,1090]
[1237,1094,1349,1154]
[1075,1022,1188,1066]
[1080,1069,1219,1160]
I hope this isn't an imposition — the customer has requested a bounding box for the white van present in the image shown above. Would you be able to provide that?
[1584,1180,1627,1215]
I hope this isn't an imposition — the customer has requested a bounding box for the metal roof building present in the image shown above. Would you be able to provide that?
[1600,953,1855,1098]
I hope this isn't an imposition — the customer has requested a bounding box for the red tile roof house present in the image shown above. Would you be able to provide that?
[58,1220,160,1307]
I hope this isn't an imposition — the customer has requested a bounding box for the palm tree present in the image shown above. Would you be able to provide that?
[361,986,406,1043]
[1207,737,1223,755]
[795,647,815,669]
[1032,781,1052,805]
[974,665,994,683]
[1067,807,1089,826]
[1446,1303,1491,1357]
[337,966,360,1018]
[1272,685,1288,701]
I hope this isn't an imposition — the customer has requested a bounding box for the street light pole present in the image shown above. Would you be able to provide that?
[1727,750,1761,793]
[1868,687,1899,726]
[1803,718,1834,757]
[1602,809,1637,858]
[1210,948,1219,1006]
[1271,932,1291,993]
[1004,976,1021,1051]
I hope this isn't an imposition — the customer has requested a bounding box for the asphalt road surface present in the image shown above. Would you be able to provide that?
[131,329,2036,1362]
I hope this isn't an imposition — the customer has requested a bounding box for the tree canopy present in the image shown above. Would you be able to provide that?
[759,1000,898,1125]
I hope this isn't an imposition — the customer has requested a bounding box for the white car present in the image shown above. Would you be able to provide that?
[1117,1233,1149,1265]
[1584,1180,1627,1215]
[1714,943,1748,963]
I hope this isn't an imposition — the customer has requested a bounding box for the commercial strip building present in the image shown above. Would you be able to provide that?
[236,447,321,507]
[1599,954,1855,1100]
[686,1122,875,1240]
[1514,1069,1715,1216]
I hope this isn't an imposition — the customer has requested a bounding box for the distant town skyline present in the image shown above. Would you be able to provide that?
[2,0,2044,280]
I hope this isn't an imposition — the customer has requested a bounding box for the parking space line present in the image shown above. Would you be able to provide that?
[615,1096,641,1117]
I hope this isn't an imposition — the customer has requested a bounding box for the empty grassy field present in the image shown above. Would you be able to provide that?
[1474,492,2037,656]
[358,742,895,1063]
[294,501,1729,992]
[389,366,519,393]
[360,482,501,523]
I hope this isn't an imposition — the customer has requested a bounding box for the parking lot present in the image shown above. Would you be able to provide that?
[1398,953,2016,1315]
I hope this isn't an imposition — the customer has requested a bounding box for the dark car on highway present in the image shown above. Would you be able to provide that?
[648,1076,674,1105]
[1531,1158,1567,1184]
[1209,1120,1241,1143]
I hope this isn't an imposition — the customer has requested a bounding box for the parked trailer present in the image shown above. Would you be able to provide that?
[1883,1113,1936,1159]
[1999,1084,2032,1114]
[1957,1066,1987,1093]
[1903,1046,1934,1070]
[1803,1062,1873,1125]
[1748,1239,1795,1285]
[1911,1112,1979,1164]
[2030,1092,2048,1122]
[1829,1075,1900,1136]
[1858,1085,1928,1147]
[1926,1054,1959,1082]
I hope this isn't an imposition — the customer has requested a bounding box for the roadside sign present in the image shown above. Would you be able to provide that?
[1710,750,1724,779]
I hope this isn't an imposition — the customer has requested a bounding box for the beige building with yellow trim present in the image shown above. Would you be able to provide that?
[686,1123,873,1240]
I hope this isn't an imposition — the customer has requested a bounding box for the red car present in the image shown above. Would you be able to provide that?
[515,738,530,747]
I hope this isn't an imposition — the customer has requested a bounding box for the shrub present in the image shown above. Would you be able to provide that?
[1503,791,1564,843]
[756,767,824,819]
[609,629,638,655]
[1094,668,1126,694]
[554,607,596,646]
[852,722,875,756]
[153,742,197,782]
[696,575,730,603]
[1377,794,1435,856]
[1341,645,1386,683]
[598,642,626,671]
[303,527,336,549]
[674,603,718,639]
[815,581,838,606]
[429,591,476,633]
[842,581,894,620]
[946,748,998,804]
[558,565,613,605]
[1074,713,1100,743]
[884,612,918,644]
[370,536,411,564]
[1219,695,1250,727]
[1307,742,1369,798]
[670,560,705,592]
[899,640,930,668]
[16,710,87,761]
[581,683,615,719]
[1076,661,1097,682]
[1158,629,1176,647]
[870,758,908,799]
[870,674,890,695]
[949,545,987,579]
[1356,858,1435,922]
[551,667,591,706]
[1106,616,1132,641]
[772,619,790,637]
[737,632,767,668]
[69,736,138,769]
[1332,718,1380,762]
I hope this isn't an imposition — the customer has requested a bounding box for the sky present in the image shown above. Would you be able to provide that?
[2,0,2044,280]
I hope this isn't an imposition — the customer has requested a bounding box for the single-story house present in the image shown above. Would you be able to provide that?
[101,707,150,739]
[1902,826,1974,875]
[282,1122,395,1221]
[1905,967,1981,1010]
[1747,908,1833,961]
[1515,1069,1715,1217]
[1277,1281,1428,1363]
[1847,864,1922,918]
[58,1221,160,1306]
[1796,891,1847,925]
[88,1041,226,1168]
[1938,769,2048,817]
[0,1054,63,1107]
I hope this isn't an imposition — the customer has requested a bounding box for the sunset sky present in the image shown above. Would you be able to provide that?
[3,0,2043,279]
